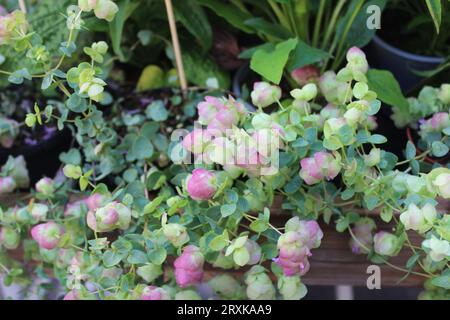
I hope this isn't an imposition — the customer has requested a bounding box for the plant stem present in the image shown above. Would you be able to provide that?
[332,0,365,70]
[320,0,346,51]
[268,0,291,32]
[312,0,326,47]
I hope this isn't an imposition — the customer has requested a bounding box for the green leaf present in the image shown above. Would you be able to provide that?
[103,250,127,267]
[197,0,253,33]
[432,141,449,157]
[148,247,167,265]
[405,141,416,160]
[341,189,355,201]
[66,94,88,113]
[209,233,229,251]
[224,190,238,203]
[367,69,409,112]
[364,195,379,211]
[380,206,393,223]
[137,30,152,46]
[250,38,298,84]
[131,136,154,160]
[143,196,164,215]
[406,253,420,270]
[41,73,53,90]
[335,216,349,233]
[146,100,168,122]
[173,0,212,50]
[127,250,149,265]
[425,0,442,33]
[336,0,387,48]
[443,127,450,136]
[233,247,250,266]
[244,17,292,40]
[136,264,162,283]
[287,40,331,71]
[109,0,139,62]
[431,274,450,289]
[369,134,387,144]
[220,203,237,217]
[249,219,269,233]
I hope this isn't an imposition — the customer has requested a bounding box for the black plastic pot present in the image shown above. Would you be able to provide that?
[366,35,445,93]
[0,128,72,185]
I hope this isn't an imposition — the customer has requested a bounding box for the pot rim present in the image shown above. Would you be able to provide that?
[372,35,446,64]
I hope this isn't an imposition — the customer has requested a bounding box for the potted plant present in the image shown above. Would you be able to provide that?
[198,0,387,93]
[366,0,450,92]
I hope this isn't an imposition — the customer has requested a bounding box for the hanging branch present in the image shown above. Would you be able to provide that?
[164,0,188,95]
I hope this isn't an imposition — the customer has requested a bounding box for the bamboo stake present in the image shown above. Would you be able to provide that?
[164,0,188,94]
[18,0,27,14]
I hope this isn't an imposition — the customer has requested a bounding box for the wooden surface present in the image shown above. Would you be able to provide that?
[0,194,435,287]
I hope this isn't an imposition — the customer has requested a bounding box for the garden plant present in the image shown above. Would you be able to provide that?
[0,0,449,301]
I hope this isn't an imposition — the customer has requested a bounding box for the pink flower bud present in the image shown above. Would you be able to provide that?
[141,286,170,300]
[35,177,54,196]
[346,47,369,74]
[245,239,262,265]
[313,152,341,181]
[93,0,118,22]
[163,223,189,247]
[64,201,87,217]
[84,193,106,211]
[299,157,323,185]
[30,203,49,222]
[251,82,281,108]
[31,222,65,250]
[319,71,339,103]
[349,218,376,254]
[324,117,347,139]
[182,129,212,155]
[299,152,341,185]
[290,83,318,102]
[87,201,131,233]
[291,65,320,86]
[197,96,221,125]
[252,128,281,158]
[186,169,217,201]
[400,203,436,233]
[320,104,342,122]
[373,231,401,257]
[204,137,235,165]
[174,245,204,288]
[432,172,450,199]
[421,112,450,132]
[244,266,276,300]
[0,176,16,194]
[285,217,323,249]
[275,231,311,276]
[215,105,239,128]
[278,275,307,300]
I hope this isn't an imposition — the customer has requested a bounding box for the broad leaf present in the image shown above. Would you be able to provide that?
[367,69,409,111]
[287,40,331,71]
[250,38,298,84]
